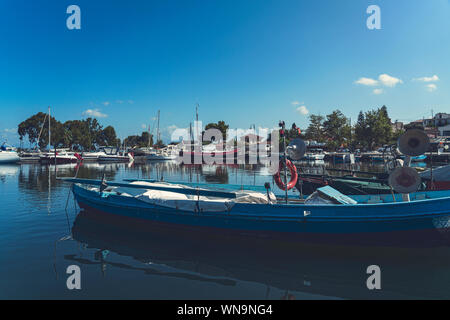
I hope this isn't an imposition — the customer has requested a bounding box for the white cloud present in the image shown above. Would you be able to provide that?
[378,74,403,87]
[141,124,147,129]
[296,105,309,115]
[115,100,124,104]
[162,125,190,143]
[102,101,110,106]
[413,75,439,82]
[167,125,178,133]
[354,77,378,86]
[426,84,437,92]
[373,88,384,95]
[128,100,134,104]
[82,108,108,118]
[4,128,16,133]
[291,101,304,106]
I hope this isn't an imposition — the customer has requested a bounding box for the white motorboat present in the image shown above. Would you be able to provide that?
[98,147,134,162]
[81,150,108,161]
[0,144,20,164]
[39,149,79,164]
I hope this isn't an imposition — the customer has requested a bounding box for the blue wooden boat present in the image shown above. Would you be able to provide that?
[64,178,450,247]
[400,154,428,162]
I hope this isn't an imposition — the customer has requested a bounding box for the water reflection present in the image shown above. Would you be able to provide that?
[68,210,450,299]
[0,164,19,183]
[2,161,450,299]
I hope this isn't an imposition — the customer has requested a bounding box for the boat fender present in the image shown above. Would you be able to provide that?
[274,159,298,191]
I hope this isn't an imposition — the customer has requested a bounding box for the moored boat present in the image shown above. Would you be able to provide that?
[81,150,107,162]
[39,149,79,164]
[302,148,326,161]
[0,144,20,164]
[420,164,450,190]
[64,178,450,247]
[97,147,134,162]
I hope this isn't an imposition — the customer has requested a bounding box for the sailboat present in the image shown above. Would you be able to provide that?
[38,107,80,164]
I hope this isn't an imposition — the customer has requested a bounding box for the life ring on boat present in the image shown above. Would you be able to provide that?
[274,159,298,191]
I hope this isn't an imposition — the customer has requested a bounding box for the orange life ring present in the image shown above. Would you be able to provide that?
[274,159,298,191]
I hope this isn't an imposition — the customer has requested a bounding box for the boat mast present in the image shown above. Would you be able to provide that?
[48,106,51,151]
[148,125,151,147]
[195,103,199,142]
[157,110,160,146]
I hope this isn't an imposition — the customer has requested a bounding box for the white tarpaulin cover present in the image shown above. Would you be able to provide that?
[132,181,275,212]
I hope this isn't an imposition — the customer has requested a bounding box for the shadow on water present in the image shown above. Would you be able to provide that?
[66,208,450,300]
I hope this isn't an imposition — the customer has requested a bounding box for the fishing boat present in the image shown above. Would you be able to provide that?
[420,165,450,190]
[0,143,20,164]
[411,155,427,162]
[63,178,450,247]
[295,174,399,195]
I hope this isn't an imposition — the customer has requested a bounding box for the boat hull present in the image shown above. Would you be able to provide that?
[0,152,20,164]
[72,184,450,248]
[39,156,77,164]
[98,156,130,162]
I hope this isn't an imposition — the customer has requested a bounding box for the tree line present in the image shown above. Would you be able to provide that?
[302,105,402,150]
[17,106,400,152]
[18,112,120,151]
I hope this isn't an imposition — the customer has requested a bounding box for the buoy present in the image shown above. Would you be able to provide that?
[274,159,298,191]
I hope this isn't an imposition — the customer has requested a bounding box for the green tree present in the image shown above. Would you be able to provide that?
[305,114,325,142]
[124,131,153,148]
[354,106,393,149]
[17,112,119,150]
[100,126,120,146]
[18,112,65,149]
[204,121,229,142]
[354,111,368,148]
[323,110,351,150]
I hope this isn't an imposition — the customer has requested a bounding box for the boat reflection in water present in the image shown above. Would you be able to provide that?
[69,208,450,299]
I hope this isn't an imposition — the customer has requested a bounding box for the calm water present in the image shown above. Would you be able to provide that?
[1,161,449,299]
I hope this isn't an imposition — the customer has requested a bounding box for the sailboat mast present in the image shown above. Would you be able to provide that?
[148,125,151,147]
[48,106,51,151]
[157,110,160,144]
[195,103,199,142]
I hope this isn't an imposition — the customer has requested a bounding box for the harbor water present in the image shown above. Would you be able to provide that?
[1,161,449,299]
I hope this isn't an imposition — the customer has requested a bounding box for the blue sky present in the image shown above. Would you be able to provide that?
[1,0,449,144]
